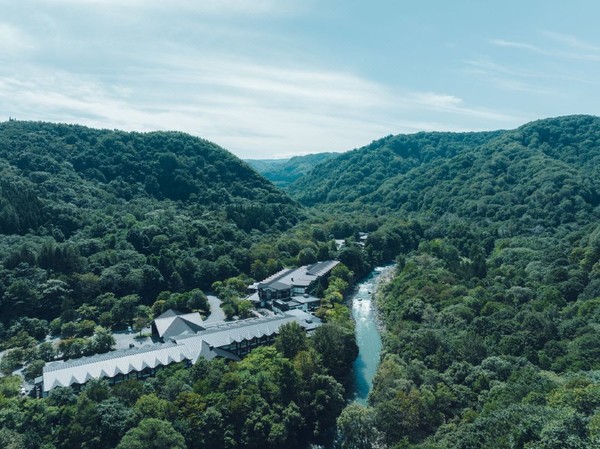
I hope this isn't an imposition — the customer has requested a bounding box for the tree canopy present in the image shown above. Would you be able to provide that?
[4,115,600,448]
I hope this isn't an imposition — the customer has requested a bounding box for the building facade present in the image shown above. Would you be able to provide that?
[256,260,339,311]
[36,309,321,396]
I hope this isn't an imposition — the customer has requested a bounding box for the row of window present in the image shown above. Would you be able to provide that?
[223,334,276,356]
[39,361,191,397]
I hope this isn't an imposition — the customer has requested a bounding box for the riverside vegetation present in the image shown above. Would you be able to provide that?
[292,115,600,448]
[2,115,600,448]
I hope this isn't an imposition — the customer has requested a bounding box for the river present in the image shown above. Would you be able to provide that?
[350,265,395,404]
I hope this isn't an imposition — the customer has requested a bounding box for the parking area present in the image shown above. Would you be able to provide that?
[112,327,153,350]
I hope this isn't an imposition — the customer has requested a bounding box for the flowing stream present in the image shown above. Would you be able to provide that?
[350,265,395,404]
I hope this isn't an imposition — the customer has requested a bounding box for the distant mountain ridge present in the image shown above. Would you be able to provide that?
[289,115,600,232]
[288,130,502,206]
[246,152,339,189]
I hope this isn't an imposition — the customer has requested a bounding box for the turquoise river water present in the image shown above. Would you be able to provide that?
[350,265,394,404]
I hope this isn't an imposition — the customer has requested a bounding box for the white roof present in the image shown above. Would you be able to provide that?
[174,315,292,353]
[41,312,322,393]
[172,335,218,364]
[153,310,205,339]
[42,343,192,392]
[173,312,321,360]
[246,292,260,303]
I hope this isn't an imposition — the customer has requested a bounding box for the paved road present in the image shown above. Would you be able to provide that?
[204,295,226,324]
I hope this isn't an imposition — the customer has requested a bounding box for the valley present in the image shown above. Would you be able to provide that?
[2,115,600,448]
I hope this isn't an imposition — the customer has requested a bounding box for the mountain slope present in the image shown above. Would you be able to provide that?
[291,116,600,231]
[0,121,299,233]
[323,115,600,448]
[246,152,339,189]
[289,130,501,206]
[0,121,301,323]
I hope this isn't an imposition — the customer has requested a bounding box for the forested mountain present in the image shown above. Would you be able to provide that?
[4,115,600,448]
[246,152,338,189]
[0,123,366,449]
[289,130,501,207]
[0,121,301,325]
[326,116,600,448]
[292,115,600,221]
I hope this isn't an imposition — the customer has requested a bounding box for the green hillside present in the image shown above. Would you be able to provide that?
[244,158,288,176]
[289,130,501,207]
[292,115,600,232]
[322,116,600,448]
[0,122,362,449]
[4,116,600,448]
[246,152,339,189]
[0,121,301,323]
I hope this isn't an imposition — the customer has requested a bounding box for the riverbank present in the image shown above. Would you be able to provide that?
[371,264,396,329]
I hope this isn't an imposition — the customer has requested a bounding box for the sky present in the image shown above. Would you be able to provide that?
[1,0,600,158]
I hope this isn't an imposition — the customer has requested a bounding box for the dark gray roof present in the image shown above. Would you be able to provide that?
[306,260,340,276]
[291,294,321,304]
[212,347,241,361]
[257,268,295,289]
[155,309,180,319]
[257,261,339,292]
[284,309,323,331]
[267,281,292,291]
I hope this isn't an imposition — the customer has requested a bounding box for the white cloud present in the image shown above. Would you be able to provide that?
[0,23,35,54]
[410,92,462,108]
[406,91,518,122]
[491,34,600,62]
[480,32,600,99]
[0,2,527,158]
[152,55,391,110]
[542,31,600,52]
[490,38,543,53]
[0,55,522,158]
[463,59,560,95]
[467,59,539,78]
[39,0,301,16]
[467,57,596,87]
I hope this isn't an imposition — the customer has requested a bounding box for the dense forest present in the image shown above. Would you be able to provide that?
[324,115,600,448]
[3,115,600,448]
[288,130,502,209]
[246,152,338,189]
[0,121,366,449]
[0,120,304,324]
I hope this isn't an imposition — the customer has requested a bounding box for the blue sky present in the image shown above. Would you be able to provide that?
[1,0,599,158]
